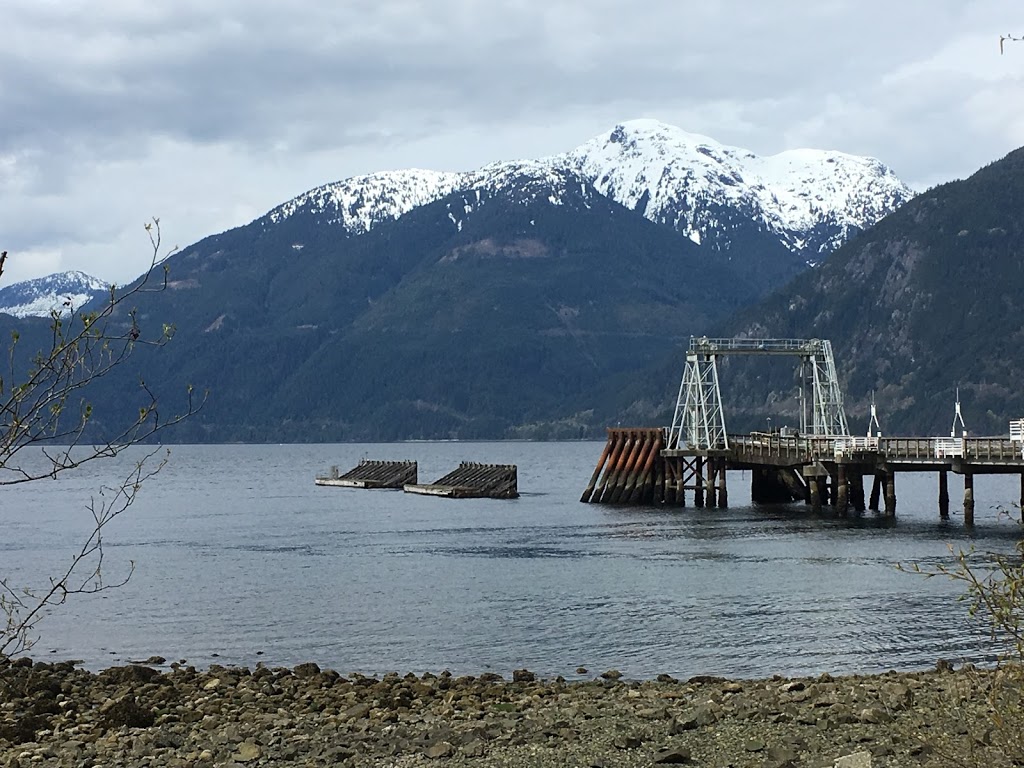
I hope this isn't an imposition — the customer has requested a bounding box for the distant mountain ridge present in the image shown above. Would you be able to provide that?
[265,119,914,262]
[0,270,108,318]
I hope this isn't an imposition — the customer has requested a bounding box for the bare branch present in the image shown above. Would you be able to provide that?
[1,220,200,658]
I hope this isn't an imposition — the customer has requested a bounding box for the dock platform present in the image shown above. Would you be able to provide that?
[405,462,518,499]
[315,460,417,489]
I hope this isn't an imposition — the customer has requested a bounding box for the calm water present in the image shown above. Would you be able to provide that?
[3,442,1021,679]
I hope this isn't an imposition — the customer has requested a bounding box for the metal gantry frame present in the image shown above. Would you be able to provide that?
[668,337,851,451]
[668,346,728,451]
[802,339,850,438]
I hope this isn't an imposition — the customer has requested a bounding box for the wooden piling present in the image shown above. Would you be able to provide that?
[678,460,689,506]
[705,460,718,508]
[694,457,705,508]
[884,471,897,517]
[850,471,865,512]
[594,431,629,503]
[964,473,975,526]
[809,476,822,513]
[627,432,661,504]
[836,465,849,514]
[582,428,669,507]
[580,438,614,503]
[622,431,656,503]
[869,473,882,512]
[652,450,665,505]
[717,460,728,508]
[609,431,645,503]
[664,461,677,506]
[938,470,949,519]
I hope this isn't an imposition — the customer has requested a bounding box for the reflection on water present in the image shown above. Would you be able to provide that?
[2,442,1019,678]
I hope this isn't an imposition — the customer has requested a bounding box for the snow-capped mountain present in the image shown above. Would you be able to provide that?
[0,271,108,319]
[568,120,913,256]
[263,118,913,259]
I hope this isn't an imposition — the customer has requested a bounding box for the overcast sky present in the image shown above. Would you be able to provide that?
[2,0,1022,284]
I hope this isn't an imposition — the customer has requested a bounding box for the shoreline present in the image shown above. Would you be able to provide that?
[0,657,1013,767]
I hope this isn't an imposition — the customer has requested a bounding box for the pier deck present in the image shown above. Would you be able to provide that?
[666,434,1024,471]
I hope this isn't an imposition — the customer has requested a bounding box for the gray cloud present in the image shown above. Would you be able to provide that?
[1,0,1022,283]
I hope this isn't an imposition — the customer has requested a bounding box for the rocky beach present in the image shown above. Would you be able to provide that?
[0,656,1016,767]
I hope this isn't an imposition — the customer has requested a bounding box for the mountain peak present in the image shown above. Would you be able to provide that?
[0,270,109,318]
[567,119,913,255]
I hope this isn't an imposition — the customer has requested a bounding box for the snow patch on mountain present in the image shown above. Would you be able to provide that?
[267,168,463,233]
[0,271,109,318]
[436,160,596,232]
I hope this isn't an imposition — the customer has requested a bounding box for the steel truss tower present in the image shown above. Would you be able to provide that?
[667,337,850,451]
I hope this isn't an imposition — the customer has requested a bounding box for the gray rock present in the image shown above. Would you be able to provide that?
[672,704,717,731]
[98,664,161,685]
[341,703,372,721]
[98,695,155,729]
[424,741,454,759]
[232,740,262,762]
[744,737,766,752]
[613,734,642,749]
[292,662,321,678]
[653,746,692,763]
[463,741,488,757]
[857,707,892,724]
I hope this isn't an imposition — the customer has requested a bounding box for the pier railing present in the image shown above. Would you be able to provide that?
[720,433,1024,464]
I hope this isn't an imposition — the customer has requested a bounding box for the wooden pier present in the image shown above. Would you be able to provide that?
[582,429,1024,523]
[315,460,417,489]
[583,337,1024,523]
[405,462,519,499]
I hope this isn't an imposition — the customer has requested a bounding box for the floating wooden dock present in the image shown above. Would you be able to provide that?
[315,460,417,489]
[405,462,518,499]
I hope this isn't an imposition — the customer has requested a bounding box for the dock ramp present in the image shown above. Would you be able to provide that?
[315,460,417,489]
[405,462,518,499]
